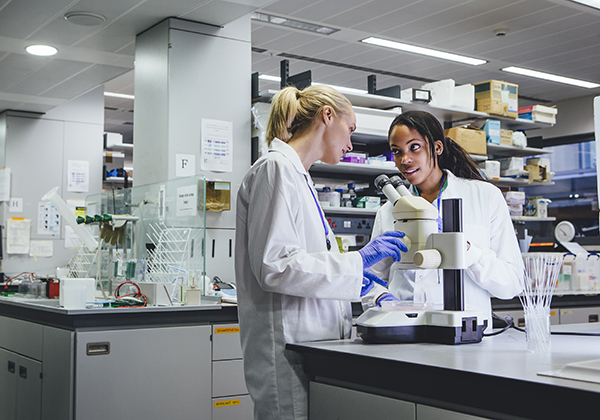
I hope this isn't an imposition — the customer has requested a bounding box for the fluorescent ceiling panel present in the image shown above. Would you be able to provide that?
[361,37,486,66]
[502,66,600,89]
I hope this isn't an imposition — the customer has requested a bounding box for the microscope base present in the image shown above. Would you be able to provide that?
[356,308,486,345]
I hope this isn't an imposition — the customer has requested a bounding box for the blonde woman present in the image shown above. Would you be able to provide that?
[235,85,407,419]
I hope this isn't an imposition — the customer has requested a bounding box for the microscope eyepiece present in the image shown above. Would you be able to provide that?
[374,174,391,191]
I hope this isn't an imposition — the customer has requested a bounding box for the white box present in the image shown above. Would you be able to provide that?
[104,132,123,148]
[421,79,455,108]
[138,282,172,306]
[498,157,524,172]
[59,278,95,308]
[478,160,500,179]
[453,84,474,110]
[508,204,523,217]
[401,88,431,103]
[504,191,526,205]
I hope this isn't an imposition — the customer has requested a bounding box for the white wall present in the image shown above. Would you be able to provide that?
[536,94,597,140]
[0,87,104,277]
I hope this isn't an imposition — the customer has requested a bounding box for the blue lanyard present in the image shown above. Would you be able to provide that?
[305,175,331,251]
[436,172,446,212]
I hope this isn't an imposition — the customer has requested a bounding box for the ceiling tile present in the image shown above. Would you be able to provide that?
[5,59,91,96]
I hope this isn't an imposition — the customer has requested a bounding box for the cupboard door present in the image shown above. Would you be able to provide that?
[16,355,42,420]
[0,348,17,420]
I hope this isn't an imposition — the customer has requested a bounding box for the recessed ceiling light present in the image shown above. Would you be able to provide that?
[104,92,135,100]
[361,37,487,66]
[502,66,600,89]
[64,11,106,26]
[25,45,58,56]
[251,12,339,35]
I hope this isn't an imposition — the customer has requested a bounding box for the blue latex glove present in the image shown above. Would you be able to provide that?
[376,292,399,307]
[358,231,408,268]
[361,269,388,297]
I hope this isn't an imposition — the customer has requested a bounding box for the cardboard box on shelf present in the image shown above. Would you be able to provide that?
[444,125,487,156]
[526,157,551,173]
[481,120,501,144]
[525,164,547,182]
[500,129,513,146]
[474,80,518,118]
[518,105,557,124]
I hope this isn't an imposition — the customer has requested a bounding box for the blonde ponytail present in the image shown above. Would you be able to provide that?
[265,84,353,146]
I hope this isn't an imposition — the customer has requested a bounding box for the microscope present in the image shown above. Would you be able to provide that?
[355,174,487,345]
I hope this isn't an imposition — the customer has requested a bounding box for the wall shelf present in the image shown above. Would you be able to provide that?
[311,161,399,176]
[255,89,407,109]
[511,216,556,222]
[491,177,554,187]
[324,207,379,216]
[486,143,553,157]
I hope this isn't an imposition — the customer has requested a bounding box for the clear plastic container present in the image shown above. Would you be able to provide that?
[318,187,341,207]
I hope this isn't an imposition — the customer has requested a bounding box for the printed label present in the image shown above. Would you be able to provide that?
[214,399,241,408]
[215,327,240,334]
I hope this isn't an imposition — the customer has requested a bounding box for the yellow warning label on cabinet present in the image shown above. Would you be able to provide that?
[214,399,240,408]
[215,327,239,334]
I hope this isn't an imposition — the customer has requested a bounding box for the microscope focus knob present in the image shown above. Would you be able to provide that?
[413,249,442,269]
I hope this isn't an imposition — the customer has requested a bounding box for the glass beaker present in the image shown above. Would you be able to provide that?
[525,312,551,353]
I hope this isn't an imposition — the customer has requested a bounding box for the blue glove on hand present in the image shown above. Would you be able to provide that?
[361,269,388,297]
[358,231,408,268]
[376,292,399,307]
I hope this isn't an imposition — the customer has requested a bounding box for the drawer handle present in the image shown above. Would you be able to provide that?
[86,342,111,356]
[19,365,27,379]
[8,361,15,374]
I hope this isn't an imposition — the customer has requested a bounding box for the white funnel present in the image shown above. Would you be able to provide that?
[41,187,98,251]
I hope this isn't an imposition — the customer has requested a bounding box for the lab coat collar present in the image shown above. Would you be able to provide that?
[270,138,308,175]
[409,169,457,196]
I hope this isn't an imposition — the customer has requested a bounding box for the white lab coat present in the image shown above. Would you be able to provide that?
[235,139,364,420]
[370,170,524,328]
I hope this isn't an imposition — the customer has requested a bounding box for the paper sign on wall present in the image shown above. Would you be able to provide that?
[176,154,196,177]
[201,119,232,173]
[38,202,60,236]
[8,197,23,213]
[68,160,89,192]
[29,240,53,258]
[7,218,30,254]
[176,184,197,217]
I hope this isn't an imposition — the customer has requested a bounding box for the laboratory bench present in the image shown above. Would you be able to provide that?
[288,323,600,420]
[0,297,252,420]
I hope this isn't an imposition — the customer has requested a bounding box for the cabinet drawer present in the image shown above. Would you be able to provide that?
[0,317,43,361]
[310,382,415,420]
[212,323,242,360]
[560,307,600,324]
[212,394,253,420]
[212,359,248,397]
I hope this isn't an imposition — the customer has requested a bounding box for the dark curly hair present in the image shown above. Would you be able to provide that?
[388,110,485,181]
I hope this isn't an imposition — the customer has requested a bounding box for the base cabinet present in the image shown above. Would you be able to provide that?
[310,382,491,420]
[0,313,251,420]
[0,348,42,420]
